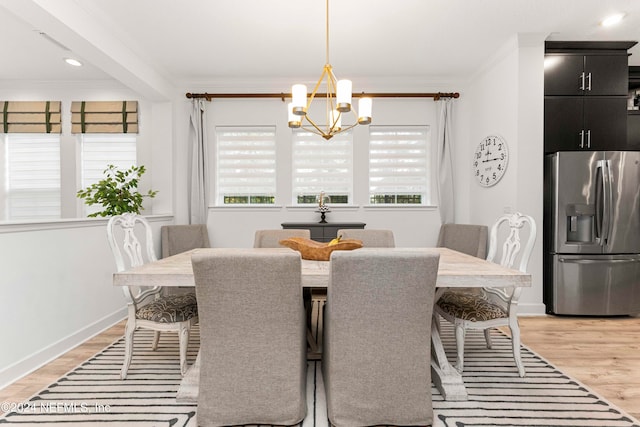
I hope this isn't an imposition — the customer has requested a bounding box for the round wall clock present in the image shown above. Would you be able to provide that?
[473,135,509,187]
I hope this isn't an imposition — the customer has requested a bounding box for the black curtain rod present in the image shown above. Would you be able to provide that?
[185,92,460,102]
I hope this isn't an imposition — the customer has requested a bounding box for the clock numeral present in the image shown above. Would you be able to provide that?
[492,172,497,180]
[498,143,502,150]
[476,170,479,176]
[497,164,502,171]
[474,161,478,167]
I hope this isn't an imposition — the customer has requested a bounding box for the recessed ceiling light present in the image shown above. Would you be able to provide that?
[601,13,625,27]
[64,58,83,67]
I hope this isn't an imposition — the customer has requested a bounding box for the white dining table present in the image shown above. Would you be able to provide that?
[113,247,531,401]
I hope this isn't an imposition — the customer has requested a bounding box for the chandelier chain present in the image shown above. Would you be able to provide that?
[325,0,329,65]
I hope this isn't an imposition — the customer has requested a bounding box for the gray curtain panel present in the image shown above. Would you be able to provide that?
[436,97,455,224]
[188,99,209,225]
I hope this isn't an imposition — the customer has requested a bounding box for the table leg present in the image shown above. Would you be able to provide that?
[430,288,468,401]
[307,290,325,360]
[176,351,199,403]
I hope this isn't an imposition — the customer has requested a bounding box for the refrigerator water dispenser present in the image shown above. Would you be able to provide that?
[566,203,594,243]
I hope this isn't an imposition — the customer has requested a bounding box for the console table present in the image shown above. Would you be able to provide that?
[281,222,366,242]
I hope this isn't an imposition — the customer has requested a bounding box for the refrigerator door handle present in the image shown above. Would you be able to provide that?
[595,160,605,244]
[558,257,640,264]
[604,159,614,247]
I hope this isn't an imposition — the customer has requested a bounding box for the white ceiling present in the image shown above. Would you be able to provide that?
[1,0,640,97]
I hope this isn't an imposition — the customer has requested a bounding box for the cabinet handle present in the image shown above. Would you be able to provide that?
[579,130,585,148]
[586,72,592,91]
[587,130,591,148]
[580,72,586,91]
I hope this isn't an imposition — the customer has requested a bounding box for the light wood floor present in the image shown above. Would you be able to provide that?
[1,316,639,420]
[510,315,640,421]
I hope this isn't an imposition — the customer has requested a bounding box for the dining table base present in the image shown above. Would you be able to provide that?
[430,318,468,401]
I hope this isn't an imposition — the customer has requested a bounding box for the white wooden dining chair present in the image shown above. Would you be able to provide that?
[107,213,198,379]
[434,212,536,377]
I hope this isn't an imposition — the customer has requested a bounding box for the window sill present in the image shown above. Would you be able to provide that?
[363,204,437,211]
[0,214,174,234]
[209,205,284,211]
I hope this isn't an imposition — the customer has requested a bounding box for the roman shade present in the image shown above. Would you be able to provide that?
[1,101,61,133]
[71,101,138,133]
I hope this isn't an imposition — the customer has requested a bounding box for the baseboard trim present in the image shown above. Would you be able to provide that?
[518,303,547,316]
[0,308,127,390]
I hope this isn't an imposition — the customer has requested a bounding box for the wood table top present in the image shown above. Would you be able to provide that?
[113,247,531,289]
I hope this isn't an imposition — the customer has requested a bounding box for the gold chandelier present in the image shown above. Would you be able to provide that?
[287,0,372,140]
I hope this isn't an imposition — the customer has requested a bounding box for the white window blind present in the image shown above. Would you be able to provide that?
[215,126,276,205]
[4,134,61,220]
[81,134,137,216]
[369,126,430,205]
[292,130,353,204]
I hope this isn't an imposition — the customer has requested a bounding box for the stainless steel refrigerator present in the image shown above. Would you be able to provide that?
[544,151,640,315]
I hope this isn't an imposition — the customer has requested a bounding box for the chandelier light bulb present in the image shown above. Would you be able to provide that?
[291,84,308,115]
[336,80,352,112]
[357,97,372,125]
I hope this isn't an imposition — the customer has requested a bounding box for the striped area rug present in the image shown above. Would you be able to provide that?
[1,322,639,426]
[431,328,640,427]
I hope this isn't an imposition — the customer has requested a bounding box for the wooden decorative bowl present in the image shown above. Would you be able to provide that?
[279,237,363,261]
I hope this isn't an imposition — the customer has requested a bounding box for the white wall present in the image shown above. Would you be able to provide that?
[0,80,175,387]
[459,34,546,314]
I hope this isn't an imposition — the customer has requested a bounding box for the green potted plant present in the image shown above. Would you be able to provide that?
[77,164,157,217]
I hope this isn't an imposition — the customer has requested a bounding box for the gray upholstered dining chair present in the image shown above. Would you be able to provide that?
[436,223,488,258]
[107,213,198,379]
[434,212,536,377]
[253,228,315,340]
[191,249,306,426]
[253,228,310,248]
[161,224,210,257]
[323,249,439,426]
[337,228,395,247]
[161,224,211,295]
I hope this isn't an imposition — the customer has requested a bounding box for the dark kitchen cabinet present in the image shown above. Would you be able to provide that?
[544,41,636,153]
[544,54,629,96]
[544,97,628,151]
[628,112,640,150]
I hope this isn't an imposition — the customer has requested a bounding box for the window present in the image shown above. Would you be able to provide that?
[80,134,137,216]
[3,134,61,220]
[215,126,277,205]
[369,126,431,205]
[292,130,352,205]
